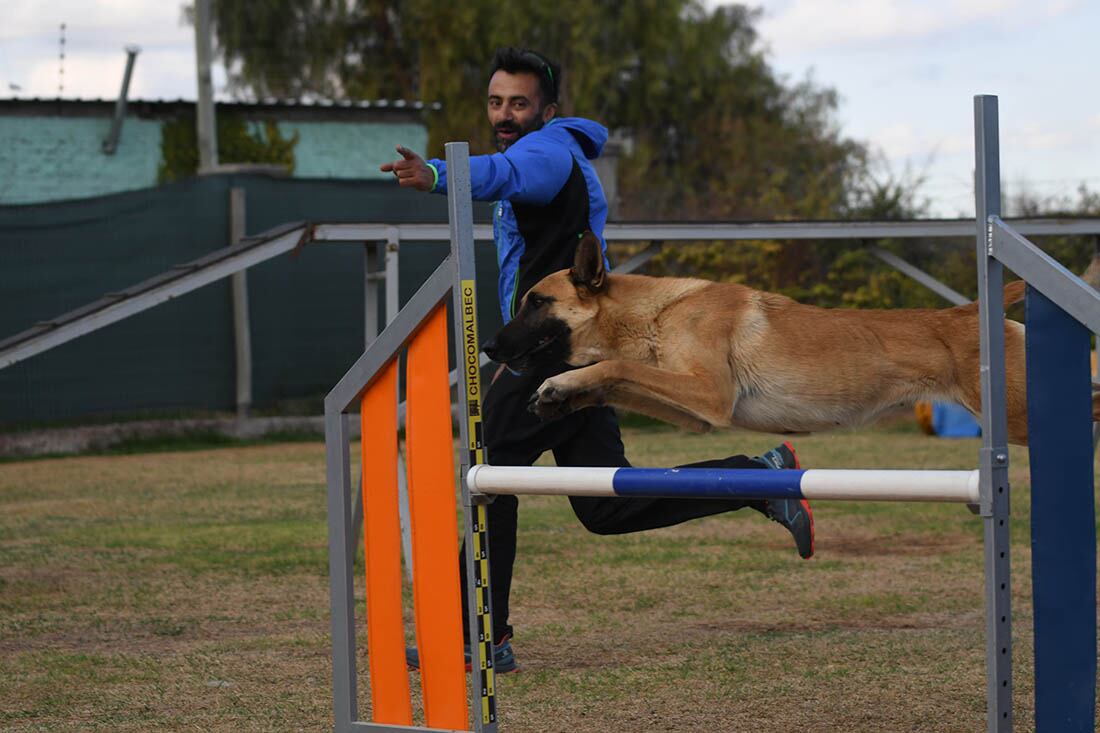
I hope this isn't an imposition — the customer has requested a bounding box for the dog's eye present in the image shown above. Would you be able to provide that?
[527,295,544,309]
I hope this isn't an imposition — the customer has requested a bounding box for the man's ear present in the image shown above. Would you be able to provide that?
[569,231,607,294]
[542,102,557,124]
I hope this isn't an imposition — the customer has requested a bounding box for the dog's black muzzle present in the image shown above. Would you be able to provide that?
[481,334,504,364]
[482,319,570,374]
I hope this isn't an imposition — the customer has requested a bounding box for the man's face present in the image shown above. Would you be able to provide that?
[487,70,556,152]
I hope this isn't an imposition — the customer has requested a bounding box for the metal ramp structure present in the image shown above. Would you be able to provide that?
[5,216,1100,376]
[0,218,410,374]
[1,222,310,371]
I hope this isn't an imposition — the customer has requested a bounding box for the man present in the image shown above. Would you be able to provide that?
[383,47,813,674]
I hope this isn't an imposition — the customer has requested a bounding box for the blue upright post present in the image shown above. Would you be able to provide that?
[1025,285,1097,732]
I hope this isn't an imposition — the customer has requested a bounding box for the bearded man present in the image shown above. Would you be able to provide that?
[383,47,813,675]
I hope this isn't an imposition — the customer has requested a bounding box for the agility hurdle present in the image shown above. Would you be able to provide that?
[324,95,1097,732]
[466,465,980,503]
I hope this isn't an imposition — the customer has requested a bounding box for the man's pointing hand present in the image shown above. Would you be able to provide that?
[380,145,435,191]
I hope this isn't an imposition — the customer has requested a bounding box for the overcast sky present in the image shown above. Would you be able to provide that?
[749,0,1100,217]
[3,0,1097,217]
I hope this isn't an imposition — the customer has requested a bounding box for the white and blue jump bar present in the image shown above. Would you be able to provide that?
[467,465,980,503]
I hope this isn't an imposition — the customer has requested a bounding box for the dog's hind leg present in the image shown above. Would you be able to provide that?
[951,319,1031,445]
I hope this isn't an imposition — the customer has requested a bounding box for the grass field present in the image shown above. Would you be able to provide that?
[0,421,1094,731]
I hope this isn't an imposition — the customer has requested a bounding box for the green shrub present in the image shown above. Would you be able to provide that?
[158,112,298,183]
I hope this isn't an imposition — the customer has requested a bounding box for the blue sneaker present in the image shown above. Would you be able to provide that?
[756,440,799,471]
[406,634,520,674]
[753,441,815,559]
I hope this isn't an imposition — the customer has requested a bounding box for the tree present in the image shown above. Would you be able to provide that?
[200,1,866,212]
[199,1,971,306]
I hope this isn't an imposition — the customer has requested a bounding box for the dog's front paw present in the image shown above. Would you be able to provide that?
[528,379,574,421]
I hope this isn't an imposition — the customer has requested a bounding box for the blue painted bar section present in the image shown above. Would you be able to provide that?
[1025,285,1097,732]
[612,468,806,499]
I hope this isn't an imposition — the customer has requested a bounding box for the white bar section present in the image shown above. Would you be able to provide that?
[466,465,617,496]
[800,469,980,503]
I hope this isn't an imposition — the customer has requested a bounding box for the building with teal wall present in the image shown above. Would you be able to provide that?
[0,98,433,204]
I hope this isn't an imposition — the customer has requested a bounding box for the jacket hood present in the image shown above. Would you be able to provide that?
[546,117,607,159]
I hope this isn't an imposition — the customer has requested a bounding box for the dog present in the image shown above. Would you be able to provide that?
[482,231,1100,446]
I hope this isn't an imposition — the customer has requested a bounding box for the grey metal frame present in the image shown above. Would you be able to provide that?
[973,94,1100,733]
[990,218,1100,334]
[309,218,1100,316]
[974,95,1014,733]
[324,257,452,733]
[364,230,401,349]
[5,215,1097,376]
[311,218,1100,244]
[324,144,494,732]
[324,97,1099,733]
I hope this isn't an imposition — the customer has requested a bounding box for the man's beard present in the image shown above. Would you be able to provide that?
[494,115,545,152]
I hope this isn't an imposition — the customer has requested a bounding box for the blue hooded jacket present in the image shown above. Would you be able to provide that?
[427,117,611,321]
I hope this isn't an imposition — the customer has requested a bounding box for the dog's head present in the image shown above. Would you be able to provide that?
[482,231,609,373]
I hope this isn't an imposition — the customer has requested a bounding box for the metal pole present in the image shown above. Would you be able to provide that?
[446,142,497,732]
[229,188,252,418]
[193,0,218,172]
[974,94,1013,733]
[324,410,357,731]
[385,226,401,323]
[377,226,414,584]
[351,243,380,552]
[102,45,140,155]
[869,246,970,306]
[1093,235,1100,450]
[365,243,380,347]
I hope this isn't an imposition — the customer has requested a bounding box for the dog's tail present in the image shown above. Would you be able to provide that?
[955,280,1026,312]
[1002,280,1026,308]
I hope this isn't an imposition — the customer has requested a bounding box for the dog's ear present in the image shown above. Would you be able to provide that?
[569,231,607,294]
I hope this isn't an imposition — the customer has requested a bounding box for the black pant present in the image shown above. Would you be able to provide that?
[460,365,765,642]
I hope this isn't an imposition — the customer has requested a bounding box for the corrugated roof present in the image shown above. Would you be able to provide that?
[0,96,441,110]
[4,96,442,119]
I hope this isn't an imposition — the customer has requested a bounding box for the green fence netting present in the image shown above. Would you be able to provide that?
[0,174,499,427]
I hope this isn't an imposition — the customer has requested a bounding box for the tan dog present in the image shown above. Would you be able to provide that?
[482,232,1100,446]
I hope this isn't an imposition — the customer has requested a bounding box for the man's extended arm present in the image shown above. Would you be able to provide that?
[380,145,437,191]
[379,131,573,205]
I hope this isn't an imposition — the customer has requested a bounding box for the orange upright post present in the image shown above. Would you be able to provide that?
[405,304,469,729]
[360,360,413,725]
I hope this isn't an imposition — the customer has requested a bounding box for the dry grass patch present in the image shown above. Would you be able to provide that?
[0,426,1095,731]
